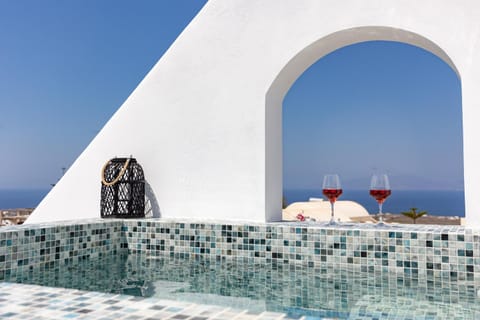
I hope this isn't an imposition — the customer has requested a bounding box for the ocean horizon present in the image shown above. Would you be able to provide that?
[284,189,465,217]
[0,188,466,217]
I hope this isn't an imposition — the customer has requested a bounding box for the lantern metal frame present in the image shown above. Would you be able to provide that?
[100,157,145,218]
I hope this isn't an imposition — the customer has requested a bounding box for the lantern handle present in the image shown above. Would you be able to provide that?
[101,158,131,187]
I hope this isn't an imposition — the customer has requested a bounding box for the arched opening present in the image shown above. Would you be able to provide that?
[265,26,463,222]
[282,40,463,218]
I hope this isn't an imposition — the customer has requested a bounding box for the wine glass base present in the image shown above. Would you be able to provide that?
[374,220,391,228]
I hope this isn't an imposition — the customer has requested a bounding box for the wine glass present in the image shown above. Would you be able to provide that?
[322,174,342,225]
[370,174,391,225]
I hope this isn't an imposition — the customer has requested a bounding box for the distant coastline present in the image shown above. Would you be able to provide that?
[0,188,466,218]
[284,189,465,217]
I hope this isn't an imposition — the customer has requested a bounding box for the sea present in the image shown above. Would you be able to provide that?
[0,189,49,209]
[0,188,466,217]
[284,189,465,217]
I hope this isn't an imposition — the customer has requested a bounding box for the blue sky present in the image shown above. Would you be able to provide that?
[0,1,463,192]
[284,41,463,191]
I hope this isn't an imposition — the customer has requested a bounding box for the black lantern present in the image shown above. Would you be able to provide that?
[100,157,145,218]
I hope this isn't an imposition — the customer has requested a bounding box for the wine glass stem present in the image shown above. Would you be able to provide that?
[330,202,335,222]
[378,203,383,223]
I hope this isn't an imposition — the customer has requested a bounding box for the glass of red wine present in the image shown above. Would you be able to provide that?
[322,174,342,225]
[370,174,391,225]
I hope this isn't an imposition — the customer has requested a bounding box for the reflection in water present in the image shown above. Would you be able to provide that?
[4,253,480,319]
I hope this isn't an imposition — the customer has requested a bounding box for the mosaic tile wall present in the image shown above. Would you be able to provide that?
[118,250,480,316]
[1,218,480,288]
[1,219,480,319]
[123,220,480,286]
[0,220,125,281]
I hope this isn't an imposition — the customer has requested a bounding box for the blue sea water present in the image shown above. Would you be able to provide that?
[0,188,465,217]
[284,189,465,217]
[0,189,49,209]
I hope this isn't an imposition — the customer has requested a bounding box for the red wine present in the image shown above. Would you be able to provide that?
[322,188,342,203]
[370,189,391,203]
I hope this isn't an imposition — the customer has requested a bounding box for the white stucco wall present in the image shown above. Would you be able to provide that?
[27,0,480,227]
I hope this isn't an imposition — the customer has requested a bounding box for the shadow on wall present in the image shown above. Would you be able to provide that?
[145,180,161,218]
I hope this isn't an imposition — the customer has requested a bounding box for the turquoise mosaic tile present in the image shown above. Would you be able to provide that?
[1,219,479,287]
[0,220,126,282]
[122,219,480,287]
[1,218,480,319]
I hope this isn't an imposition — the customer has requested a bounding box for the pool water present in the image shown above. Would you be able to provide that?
[4,253,480,319]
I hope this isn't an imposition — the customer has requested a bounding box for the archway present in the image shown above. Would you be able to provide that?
[266,26,462,222]
[281,40,463,217]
